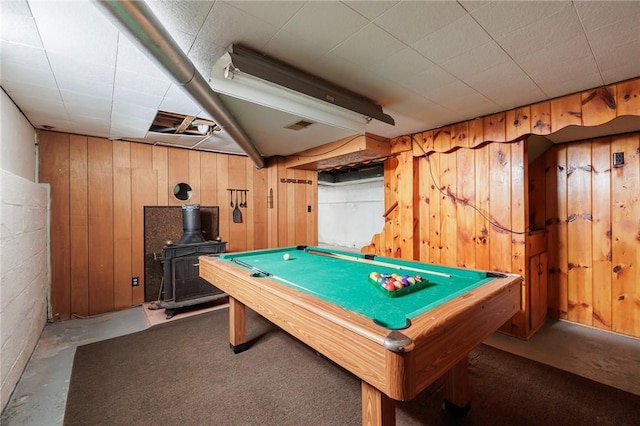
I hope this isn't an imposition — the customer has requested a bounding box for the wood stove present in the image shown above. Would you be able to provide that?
[157,204,227,318]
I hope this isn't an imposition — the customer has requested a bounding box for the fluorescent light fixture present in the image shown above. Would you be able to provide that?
[209,45,395,133]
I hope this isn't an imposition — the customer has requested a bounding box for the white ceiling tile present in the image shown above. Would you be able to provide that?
[585,20,640,56]
[574,1,640,30]
[401,65,458,98]
[372,47,435,81]
[596,39,640,84]
[29,0,118,65]
[115,36,170,82]
[47,51,116,89]
[493,6,586,61]
[0,41,49,70]
[411,14,492,63]
[114,67,170,99]
[374,1,467,45]
[188,38,229,81]
[0,0,43,47]
[2,80,61,103]
[198,1,280,51]
[222,1,305,28]
[262,29,333,72]
[158,85,203,116]
[1,61,58,90]
[281,1,369,50]
[331,24,406,66]
[467,1,572,38]
[146,0,213,38]
[342,1,398,21]
[440,42,512,80]
[464,62,546,109]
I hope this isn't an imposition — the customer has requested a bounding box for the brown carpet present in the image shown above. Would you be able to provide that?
[65,308,640,426]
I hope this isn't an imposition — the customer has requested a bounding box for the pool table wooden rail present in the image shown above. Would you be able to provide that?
[200,255,393,393]
[199,254,522,424]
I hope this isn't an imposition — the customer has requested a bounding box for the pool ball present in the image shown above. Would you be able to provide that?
[283,253,290,260]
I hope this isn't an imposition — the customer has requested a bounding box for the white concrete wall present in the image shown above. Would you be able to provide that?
[0,90,48,411]
[317,179,384,250]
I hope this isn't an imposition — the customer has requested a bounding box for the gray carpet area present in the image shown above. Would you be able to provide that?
[64,308,640,425]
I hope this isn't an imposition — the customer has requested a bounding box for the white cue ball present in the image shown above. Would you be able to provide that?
[283,253,291,261]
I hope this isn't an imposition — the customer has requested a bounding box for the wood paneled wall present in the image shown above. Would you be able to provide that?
[545,134,639,336]
[363,77,640,338]
[38,131,317,319]
[364,139,529,337]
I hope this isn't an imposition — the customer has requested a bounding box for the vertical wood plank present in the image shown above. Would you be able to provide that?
[510,139,527,336]
[266,157,280,248]
[245,158,256,250]
[131,168,157,305]
[545,146,560,317]
[550,94,582,132]
[152,146,168,205]
[167,147,189,206]
[228,155,246,251]
[566,142,593,325]
[530,102,551,135]
[252,164,268,249]
[439,147,456,267]
[200,151,218,206]
[306,170,318,246]
[398,151,414,260]
[188,150,202,205]
[387,157,399,258]
[506,107,531,142]
[616,79,640,117]
[488,143,511,273]
[474,145,491,270]
[130,142,154,306]
[295,169,308,245]
[468,118,484,149]
[483,113,506,143]
[610,134,640,336]
[417,154,431,262]
[427,153,441,264]
[216,154,230,245]
[456,146,475,268]
[130,142,152,169]
[528,154,547,230]
[556,145,569,319]
[581,86,617,126]
[113,141,132,310]
[39,132,71,319]
[69,135,89,317]
[591,139,612,330]
[87,137,114,315]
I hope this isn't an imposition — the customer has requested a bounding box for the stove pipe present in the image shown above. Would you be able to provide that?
[178,204,206,244]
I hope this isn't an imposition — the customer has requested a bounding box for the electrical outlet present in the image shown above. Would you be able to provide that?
[613,152,624,167]
[132,277,139,287]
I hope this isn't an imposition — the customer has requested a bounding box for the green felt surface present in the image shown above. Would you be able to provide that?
[220,246,494,330]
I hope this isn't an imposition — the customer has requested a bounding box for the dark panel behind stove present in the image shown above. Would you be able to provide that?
[144,206,220,302]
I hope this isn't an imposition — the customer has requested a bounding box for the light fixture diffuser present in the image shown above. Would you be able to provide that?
[209,45,395,133]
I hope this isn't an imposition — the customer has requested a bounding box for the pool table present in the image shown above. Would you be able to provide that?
[199,245,522,425]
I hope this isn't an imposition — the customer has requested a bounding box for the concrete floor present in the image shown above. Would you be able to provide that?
[2,304,640,425]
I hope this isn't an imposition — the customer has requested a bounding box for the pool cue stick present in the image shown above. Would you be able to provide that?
[305,248,451,278]
[229,258,321,295]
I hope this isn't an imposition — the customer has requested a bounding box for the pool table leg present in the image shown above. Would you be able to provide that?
[443,355,471,416]
[361,381,395,426]
[228,296,250,354]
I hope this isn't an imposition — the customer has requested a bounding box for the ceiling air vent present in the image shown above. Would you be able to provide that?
[284,120,315,131]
